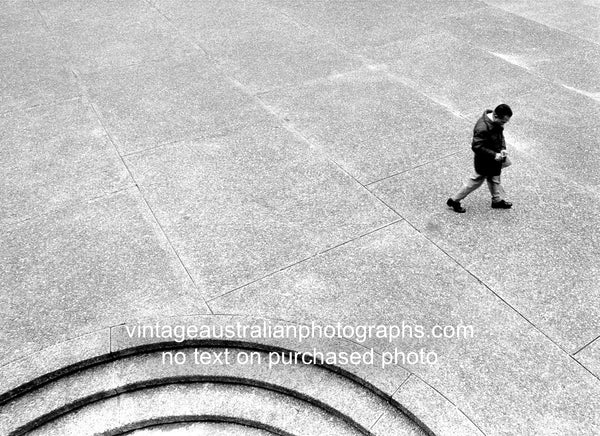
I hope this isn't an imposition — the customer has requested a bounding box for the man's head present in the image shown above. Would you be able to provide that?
[493,104,512,126]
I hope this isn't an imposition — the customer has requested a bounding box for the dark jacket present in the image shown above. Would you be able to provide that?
[472,110,506,176]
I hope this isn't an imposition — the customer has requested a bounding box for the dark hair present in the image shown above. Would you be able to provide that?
[494,104,513,118]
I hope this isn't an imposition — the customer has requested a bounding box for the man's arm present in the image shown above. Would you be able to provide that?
[471,127,497,159]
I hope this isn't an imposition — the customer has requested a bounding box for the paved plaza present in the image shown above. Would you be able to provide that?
[1,0,599,434]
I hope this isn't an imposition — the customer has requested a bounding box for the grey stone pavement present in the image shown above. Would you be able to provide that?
[1,0,599,434]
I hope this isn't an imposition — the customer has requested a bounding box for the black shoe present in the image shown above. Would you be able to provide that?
[447,198,466,213]
[491,199,513,209]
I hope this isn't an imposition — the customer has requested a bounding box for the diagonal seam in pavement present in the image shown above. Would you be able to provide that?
[139,0,600,372]
[67,67,214,316]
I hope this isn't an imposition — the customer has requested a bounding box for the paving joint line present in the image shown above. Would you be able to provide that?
[0,95,82,117]
[364,151,464,187]
[208,219,404,303]
[132,0,415,314]
[369,66,600,199]
[0,185,134,234]
[0,325,110,368]
[121,120,276,158]
[92,102,214,315]
[327,158,405,220]
[403,217,600,383]
[142,0,211,59]
[482,49,600,106]
[269,0,592,125]
[368,411,386,431]
[392,373,412,397]
[274,1,600,133]
[210,19,586,369]
[30,0,50,32]
[63,0,597,381]
[382,371,490,436]
[358,177,600,382]
[70,68,213,315]
[480,0,600,48]
[252,67,365,97]
[407,372,489,436]
[573,335,600,357]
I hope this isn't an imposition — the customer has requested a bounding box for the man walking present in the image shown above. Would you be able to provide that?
[447,104,513,213]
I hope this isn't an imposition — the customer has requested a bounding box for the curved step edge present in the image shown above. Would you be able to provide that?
[0,315,483,436]
[25,383,367,436]
[105,416,294,436]
[8,377,377,436]
[124,421,278,436]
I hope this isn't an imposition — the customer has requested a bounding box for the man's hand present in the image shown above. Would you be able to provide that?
[495,153,504,161]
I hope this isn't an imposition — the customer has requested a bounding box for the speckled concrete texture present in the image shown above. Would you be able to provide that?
[370,151,600,353]
[391,376,484,436]
[1,0,599,434]
[27,384,368,436]
[0,189,207,364]
[81,59,270,155]
[483,0,600,44]
[125,122,398,298]
[42,7,198,74]
[576,338,600,379]
[0,99,130,225]
[152,0,363,93]
[210,222,600,435]
[0,31,79,113]
[259,68,469,184]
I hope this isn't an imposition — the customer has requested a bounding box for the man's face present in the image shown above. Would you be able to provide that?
[493,113,511,126]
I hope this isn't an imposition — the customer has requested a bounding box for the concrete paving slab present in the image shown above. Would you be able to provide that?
[506,79,600,126]
[34,0,154,27]
[195,23,361,95]
[125,122,398,299]
[0,329,110,400]
[151,0,288,35]
[210,221,600,435]
[42,7,198,74]
[369,40,544,120]
[427,6,585,59]
[507,120,600,187]
[370,151,600,353]
[392,0,489,17]
[81,59,269,155]
[483,0,600,43]
[528,44,600,95]
[259,68,470,185]
[1,0,598,434]
[579,0,600,7]
[576,338,600,378]
[153,0,362,93]
[0,189,205,365]
[257,0,426,51]
[390,375,484,436]
[0,99,129,226]
[427,5,600,93]
[355,16,462,59]
[0,0,46,37]
[264,0,486,51]
[0,31,79,113]
[502,83,600,186]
